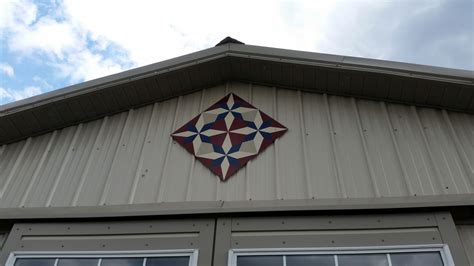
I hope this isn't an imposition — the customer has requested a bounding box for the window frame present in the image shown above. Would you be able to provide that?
[6,249,199,266]
[228,244,454,266]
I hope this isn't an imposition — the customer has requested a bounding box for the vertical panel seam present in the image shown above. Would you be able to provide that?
[432,111,461,193]
[128,104,158,204]
[0,137,31,199]
[99,109,133,205]
[412,106,446,194]
[402,107,427,195]
[352,98,381,197]
[71,116,109,206]
[381,102,414,196]
[324,94,347,198]
[19,130,58,207]
[273,87,282,200]
[156,96,182,203]
[186,89,206,201]
[442,110,474,191]
[298,90,313,199]
[245,83,253,201]
[45,124,83,207]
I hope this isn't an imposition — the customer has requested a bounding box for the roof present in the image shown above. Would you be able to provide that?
[0,38,473,145]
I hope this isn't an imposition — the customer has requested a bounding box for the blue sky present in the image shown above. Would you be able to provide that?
[1,0,473,105]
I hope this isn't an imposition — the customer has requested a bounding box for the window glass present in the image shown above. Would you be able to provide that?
[147,257,190,266]
[391,252,444,266]
[338,254,389,266]
[57,258,100,266]
[101,258,144,266]
[286,255,335,266]
[14,258,56,266]
[237,255,283,266]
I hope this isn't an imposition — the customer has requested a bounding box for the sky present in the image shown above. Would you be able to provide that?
[0,0,473,105]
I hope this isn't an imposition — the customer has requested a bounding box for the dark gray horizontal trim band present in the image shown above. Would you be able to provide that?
[0,194,472,220]
[0,43,473,145]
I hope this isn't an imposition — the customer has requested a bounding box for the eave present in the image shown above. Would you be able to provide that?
[0,42,472,145]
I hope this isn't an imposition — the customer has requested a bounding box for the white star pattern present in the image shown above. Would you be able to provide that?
[171,93,287,181]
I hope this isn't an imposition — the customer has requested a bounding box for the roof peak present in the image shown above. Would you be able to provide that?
[215,36,245,46]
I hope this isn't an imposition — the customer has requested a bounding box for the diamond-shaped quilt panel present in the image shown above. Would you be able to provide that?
[171,93,287,181]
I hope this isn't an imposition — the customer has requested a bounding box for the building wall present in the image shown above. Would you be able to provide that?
[457,224,474,264]
[0,82,473,208]
[0,218,215,266]
[0,212,469,265]
[0,233,6,252]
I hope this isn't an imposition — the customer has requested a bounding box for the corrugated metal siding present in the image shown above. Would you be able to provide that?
[0,82,473,207]
[457,225,474,264]
[0,233,5,251]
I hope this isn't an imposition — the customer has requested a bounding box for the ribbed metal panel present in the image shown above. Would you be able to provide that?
[457,225,474,264]
[0,233,5,251]
[0,82,473,207]
[0,236,5,254]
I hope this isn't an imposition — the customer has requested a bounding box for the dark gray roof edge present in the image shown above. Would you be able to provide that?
[1,42,472,115]
[0,194,472,220]
[232,44,474,81]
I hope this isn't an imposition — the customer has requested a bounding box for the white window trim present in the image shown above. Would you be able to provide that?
[228,244,454,266]
[6,249,199,266]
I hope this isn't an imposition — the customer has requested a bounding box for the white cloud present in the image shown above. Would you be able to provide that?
[2,0,129,85]
[8,16,82,59]
[0,0,472,107]
[61,0,338,66]
[54,49,127,83]
[0,63,14,77]
[0,0,37,32]
[0,86,42,105]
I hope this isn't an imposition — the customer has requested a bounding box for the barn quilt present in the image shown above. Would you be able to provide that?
[171,93,287,181]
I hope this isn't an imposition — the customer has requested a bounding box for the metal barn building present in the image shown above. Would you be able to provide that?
[0,38,473,266]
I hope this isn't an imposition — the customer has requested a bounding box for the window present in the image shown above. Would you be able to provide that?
[7,250,198,266]
[229,245,454,266]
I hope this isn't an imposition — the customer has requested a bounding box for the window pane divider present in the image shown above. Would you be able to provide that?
[387,254,393,266]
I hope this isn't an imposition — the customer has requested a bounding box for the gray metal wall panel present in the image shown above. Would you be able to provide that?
[0,219,215,266]
[0,82,473,208]
[0,233,5,251]
[457,225,474,265]
[213,213,471,266]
